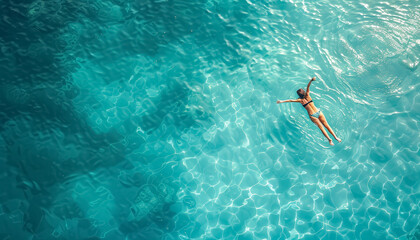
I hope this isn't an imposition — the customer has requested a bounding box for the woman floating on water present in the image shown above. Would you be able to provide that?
[277,77,341,145]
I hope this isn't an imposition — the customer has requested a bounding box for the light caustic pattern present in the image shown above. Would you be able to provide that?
[0,0,419,239]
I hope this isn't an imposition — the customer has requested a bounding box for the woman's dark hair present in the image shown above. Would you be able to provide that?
[297,88,306,99]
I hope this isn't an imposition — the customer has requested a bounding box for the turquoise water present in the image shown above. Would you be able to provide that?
[0,0,419,239]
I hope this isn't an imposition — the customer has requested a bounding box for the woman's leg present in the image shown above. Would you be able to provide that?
[311,117,334,145]
[319,113,341,142]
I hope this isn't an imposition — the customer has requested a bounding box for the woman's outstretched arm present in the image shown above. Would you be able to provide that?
[277,99,301,104]
[305,77,316,96]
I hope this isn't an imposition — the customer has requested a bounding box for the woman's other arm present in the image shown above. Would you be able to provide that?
[277,99,301,104]
[305,77,316,96]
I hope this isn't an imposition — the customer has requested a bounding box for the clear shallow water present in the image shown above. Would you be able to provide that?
[0,0,419,239]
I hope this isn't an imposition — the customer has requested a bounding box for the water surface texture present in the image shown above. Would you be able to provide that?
[1,0,419,239]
